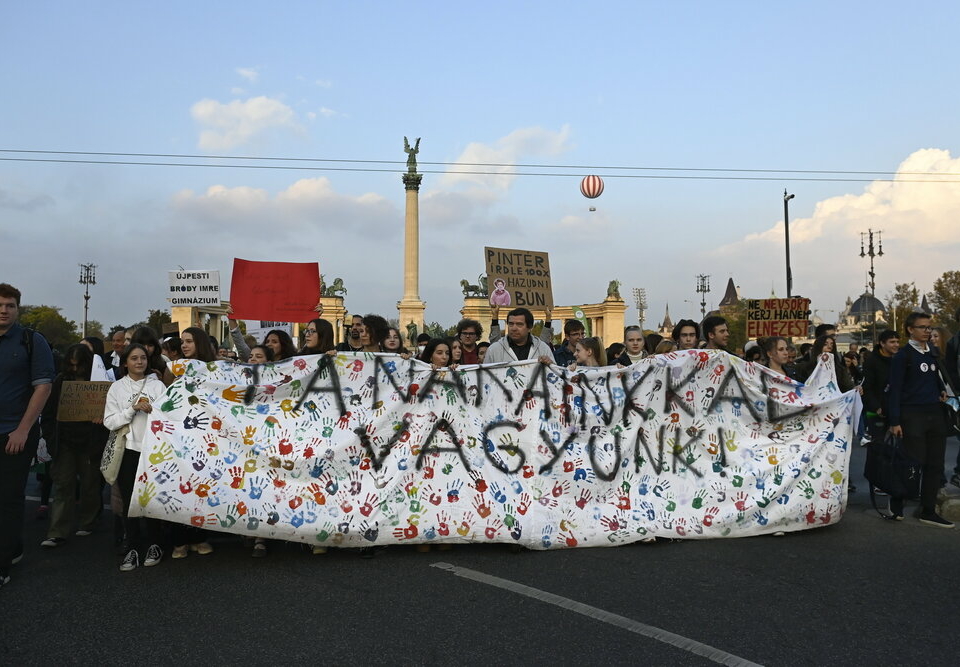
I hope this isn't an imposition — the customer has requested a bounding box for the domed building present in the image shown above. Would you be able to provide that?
[841,292,887,327]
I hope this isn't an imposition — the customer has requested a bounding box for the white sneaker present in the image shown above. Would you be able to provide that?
[119,549,139,572]
[143,545,163,567]
[75,530,93,537]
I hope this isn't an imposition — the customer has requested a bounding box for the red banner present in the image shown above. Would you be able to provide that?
[229,259,320,322]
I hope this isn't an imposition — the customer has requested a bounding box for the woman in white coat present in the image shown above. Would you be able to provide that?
[103,344,167,572]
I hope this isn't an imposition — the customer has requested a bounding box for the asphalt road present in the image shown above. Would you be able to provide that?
[2,442,958,666]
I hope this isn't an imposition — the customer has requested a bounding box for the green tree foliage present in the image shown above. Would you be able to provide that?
[885,282,920,335]
[929,270,960,334]
[146,309,172,334]
[19,305,80,352]
[84,320,105,340]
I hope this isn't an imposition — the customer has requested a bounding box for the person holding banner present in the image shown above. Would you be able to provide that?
[39,344,109,548]
[103,344,168,570]
[612,326,648,366]
[360,314,390,353]
[418,339,456,370]
[567,337,606,370]
[164,327,217,557]
[299,318,335,356]
[761,336,798,380]
[383,327,409,355]
[671,320,700,351]
[484,308,554,365]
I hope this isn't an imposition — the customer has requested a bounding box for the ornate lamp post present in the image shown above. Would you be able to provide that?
[859,229,883,343]
[79,263,96,337]
[632,287,647,328]
[696,275,710,319]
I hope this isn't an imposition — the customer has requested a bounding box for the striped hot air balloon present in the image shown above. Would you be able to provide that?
[580,174,604,199]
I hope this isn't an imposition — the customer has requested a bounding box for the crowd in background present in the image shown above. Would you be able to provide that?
[2,280,959,588]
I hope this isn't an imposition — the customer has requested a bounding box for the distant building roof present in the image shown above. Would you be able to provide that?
[660,303,673,330]
[718,278,739,307]
[849,292,886,321]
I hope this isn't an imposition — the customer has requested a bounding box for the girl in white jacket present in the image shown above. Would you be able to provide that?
[103,344,166,572]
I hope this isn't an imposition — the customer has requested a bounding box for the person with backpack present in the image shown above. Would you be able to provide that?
[0,283,56,589]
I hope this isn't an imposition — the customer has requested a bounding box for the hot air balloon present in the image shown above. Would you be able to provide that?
[580,175,603,211]
[580,175,604,199]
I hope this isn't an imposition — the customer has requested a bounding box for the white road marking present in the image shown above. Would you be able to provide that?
[431,561,763,667]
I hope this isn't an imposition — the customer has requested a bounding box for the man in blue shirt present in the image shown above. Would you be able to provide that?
[887,311,952,528]
[0,283,56,588]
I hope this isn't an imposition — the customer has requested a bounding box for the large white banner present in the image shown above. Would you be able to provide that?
[132,351,859,549]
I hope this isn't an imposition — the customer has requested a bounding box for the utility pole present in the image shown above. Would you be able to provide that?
[784,190,795,298]
[79,263,97,337]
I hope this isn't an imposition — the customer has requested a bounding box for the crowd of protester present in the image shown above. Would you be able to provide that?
[2,280,958,588]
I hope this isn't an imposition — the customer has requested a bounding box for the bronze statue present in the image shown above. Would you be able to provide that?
[323,277,347,297]
[404,136,421,173]
[460,278,483,297]
[405,321,418,345]
[607,279,622,299]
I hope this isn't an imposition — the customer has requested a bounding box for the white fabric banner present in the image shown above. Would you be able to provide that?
[132,351,859,549]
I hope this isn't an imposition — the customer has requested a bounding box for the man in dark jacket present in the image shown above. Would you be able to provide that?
[887,312,952,527]
[861,330,899,444]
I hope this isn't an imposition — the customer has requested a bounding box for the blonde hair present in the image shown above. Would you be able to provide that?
[654,339,677,355]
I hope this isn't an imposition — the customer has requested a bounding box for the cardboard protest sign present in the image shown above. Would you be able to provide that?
[747,298,811,338]
[57,381,112,422]
[168,270,221,307]
[485,246,553,309]
[229,259,320,323]
[134,351,858,549]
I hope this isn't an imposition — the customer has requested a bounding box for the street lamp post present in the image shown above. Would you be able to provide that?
[696,275,710,319]
[79,263,97,338]
[632,287,647,329]
[859,229,883,343]
[784,190,795,298]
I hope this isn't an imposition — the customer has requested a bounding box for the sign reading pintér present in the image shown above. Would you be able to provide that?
[484,246,553,309]
[168,270,221,306]
[746,297,811,338]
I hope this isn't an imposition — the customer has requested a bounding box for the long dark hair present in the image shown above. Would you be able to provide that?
[418,338,450,365]
[383,327,408,354]
[301,318,334,354]
[264,329,297,361]
[131,326,166,375]
[182,326,216,362]
[61,343,94,381]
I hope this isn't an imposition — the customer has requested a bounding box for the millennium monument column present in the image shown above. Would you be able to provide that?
[397,136,426,342]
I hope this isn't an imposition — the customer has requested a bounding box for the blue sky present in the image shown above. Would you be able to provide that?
[3,2,959,332]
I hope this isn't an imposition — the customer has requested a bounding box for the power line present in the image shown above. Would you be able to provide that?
[4,148,960,176]
[2,155,960,183]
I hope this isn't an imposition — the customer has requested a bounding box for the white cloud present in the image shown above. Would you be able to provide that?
[230,87,245,95]
[441,125,572,191]
[191,96,301,150]
[315,79,332,88]
[714,148,960,304]
[236,67,259,83]
[172,177,398,237]
[318,107,338,117]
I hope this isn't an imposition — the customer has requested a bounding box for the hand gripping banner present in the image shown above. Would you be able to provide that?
[132,351,860,549]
